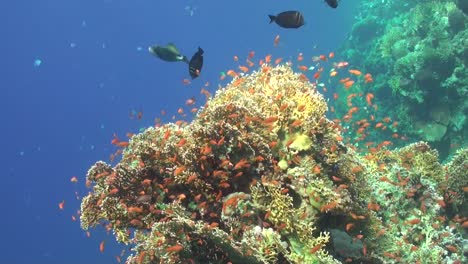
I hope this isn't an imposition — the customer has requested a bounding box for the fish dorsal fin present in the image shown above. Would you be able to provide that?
[166,43,180,54]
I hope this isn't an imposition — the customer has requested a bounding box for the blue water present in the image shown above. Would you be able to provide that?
[2,0,357,263]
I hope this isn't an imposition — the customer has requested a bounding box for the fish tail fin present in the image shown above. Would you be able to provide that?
[183,55,189,63]
[268,15,276,23]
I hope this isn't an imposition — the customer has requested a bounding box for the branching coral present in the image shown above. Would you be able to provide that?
[362,141,466,263]
[444,147,468,212]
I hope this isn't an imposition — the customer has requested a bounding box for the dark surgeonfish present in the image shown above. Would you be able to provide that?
[148,43,188,63]
[325,0,339,8]
[189,47,203,79]
[268,11,304,29]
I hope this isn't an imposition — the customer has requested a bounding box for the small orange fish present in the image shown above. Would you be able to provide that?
[364,73,373,83]
[116,141,129,148]
[445,245,457,253]
[248,51,255,59]
[58,200,65,210]
[406,218,421,225]
[109,188,119,195]
[263,116,279,124]
[232,77,244,86]
[182,79,191,85]
[128,207,143,213]
[462,221,468,228]
[313,166,321,174]
[349,69,362,76]
[320,201,337,212]
[166,244,183,253]
[274,57,283,65]
[99,241,105,252]
[310,244,322,253]
[185,97,196,106]
[176,138,187,147]
[345,223,354,231]
[218,182,230,188]
[265,54,272,64]
[70,176,78,183]
[274,35,280,46]
[234,159,249,170]
[226,70,238,77]
[313,71,322,79]
[367,202,380,211]
[174,166,186,176]
[336,61,349,68]
[233,55,238,61]
[329,52,335,58]
[366,93,374,106]
[238,65,249,73]
[331,175,342,182]
[344,80,355,89]
[111,133,119,145]
[297,53,304,61]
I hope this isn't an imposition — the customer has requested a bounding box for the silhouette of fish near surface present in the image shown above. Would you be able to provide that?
[325,0,339,8]
[148,43,188,63]
[189,47,204,79]
[268,11,304,29]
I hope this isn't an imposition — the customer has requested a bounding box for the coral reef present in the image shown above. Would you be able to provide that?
[80,64,467,263]
[81,65,365,263]
[338,0,468,158]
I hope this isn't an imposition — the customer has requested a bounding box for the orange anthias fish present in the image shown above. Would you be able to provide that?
[99,241,105,252]
[166,244,183,253]
[274,35,280,46]
[364,73,373,83]
[335,61,349,68]
[185,97,196,106]
[366,93,374,106]
[58,200,65,210]
[238,65,249,73]
[349,69,362,76]
[344,80,355,89]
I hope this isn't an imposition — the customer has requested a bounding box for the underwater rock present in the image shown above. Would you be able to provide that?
[329,229,363,259]
[429,104,450,126]
[455,0,468,16]
[448,7,466,33]
[415,121,447,142]
[351,16,381,44]
[450,110,466,132]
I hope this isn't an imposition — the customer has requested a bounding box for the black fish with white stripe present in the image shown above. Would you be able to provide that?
[189,47,204,79]
[268,11,304,29]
